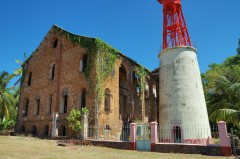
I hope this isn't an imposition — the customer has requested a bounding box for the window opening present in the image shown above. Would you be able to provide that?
[63,95,68,113]
[81,89,86,110]
[53,39,58,48]
[104,89,111,112]
[27,72,32,86]
[36,98,40,115]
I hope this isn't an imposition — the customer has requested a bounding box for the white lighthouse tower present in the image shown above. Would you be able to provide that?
[157,0,211,144]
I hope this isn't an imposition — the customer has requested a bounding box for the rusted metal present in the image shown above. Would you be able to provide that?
[158,0,192,50]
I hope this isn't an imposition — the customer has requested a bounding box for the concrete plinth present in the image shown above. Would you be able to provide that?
[51,112,59,137]
[158,46,211,143]
[217,121,232,156]
[130,123,136,150]
[81,113,89,139]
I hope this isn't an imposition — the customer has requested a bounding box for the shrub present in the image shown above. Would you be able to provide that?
[66,109,82,135]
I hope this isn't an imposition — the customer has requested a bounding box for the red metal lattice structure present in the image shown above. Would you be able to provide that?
[158,0,192,50]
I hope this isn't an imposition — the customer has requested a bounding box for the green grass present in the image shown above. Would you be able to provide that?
[0,136,236,159]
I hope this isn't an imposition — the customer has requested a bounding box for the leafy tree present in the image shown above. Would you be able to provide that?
[0,58,23,130]
[13,59,23,86]
[237,39,240,55]
[202,40,240,128]
[207,66,240,127]
[66,109,82,137]
[0,71,14,121]
[9,59,23,121]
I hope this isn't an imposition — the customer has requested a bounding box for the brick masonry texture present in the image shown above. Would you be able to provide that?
[154,143,222,156]
[90,141,222,156]
[16,25,159,138]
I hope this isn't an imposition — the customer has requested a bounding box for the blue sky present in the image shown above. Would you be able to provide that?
[0,0,239,75]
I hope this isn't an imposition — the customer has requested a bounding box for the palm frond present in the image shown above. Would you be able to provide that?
[228,83,240,92]
[3,104,9,120]
[209,109,240,126]
[15,59,22,65]
[208,101,235,114]
[1,92,14,106]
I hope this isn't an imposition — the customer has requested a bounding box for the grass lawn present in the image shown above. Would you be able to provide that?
[0,136,237,159]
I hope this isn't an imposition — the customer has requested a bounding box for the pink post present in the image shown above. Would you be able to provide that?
[130,123,136,150]
[217,121,232,156]
[150,122,158,152]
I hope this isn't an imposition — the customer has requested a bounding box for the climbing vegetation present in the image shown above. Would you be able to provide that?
[54,26,119,104]
[134,65,147,99]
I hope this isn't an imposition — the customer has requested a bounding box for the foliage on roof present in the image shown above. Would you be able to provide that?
[52,25,150,72]
[21,24,151,105]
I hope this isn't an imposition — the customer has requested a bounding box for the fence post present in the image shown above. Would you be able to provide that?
[51,112,58,137]
[217,121,232,156]
[150,122,158,152]
[81,112,88,139]
[130,123,136,150]
[230,128,236,156]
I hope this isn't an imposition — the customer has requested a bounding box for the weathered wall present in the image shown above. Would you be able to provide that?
[16,27,94,137]
[16,25,158,138]
[158,46,211,141]
[91,141,222,156]
[154,143,222,156]
[91,140,130,150]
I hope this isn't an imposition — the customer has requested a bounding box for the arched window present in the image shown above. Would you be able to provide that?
[26,72,32,86]
[80,54,88,73]
[34,96,40,115]
[104,88,111,112]
[32,125,37,135]
[22,99,29,117]
[53,39,58,48]
[46,95,52,115]
[81,88,86,110]
[60,90,68,113]
[49,64,55,80]
[119,65,127,80]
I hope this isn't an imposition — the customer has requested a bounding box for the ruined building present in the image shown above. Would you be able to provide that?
[16,25,159,138]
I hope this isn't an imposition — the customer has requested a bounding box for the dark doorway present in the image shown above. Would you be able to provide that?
[62,126,66,136]
[32,125,37,135]
[21,125,25,133]
[173,126,182,143]
[44,125,49,136]
[59,125,66,136]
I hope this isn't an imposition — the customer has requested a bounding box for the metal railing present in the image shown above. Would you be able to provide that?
[88,124,130,141]
[157,125,218,144]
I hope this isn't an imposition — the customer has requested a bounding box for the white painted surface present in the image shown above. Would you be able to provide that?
[158,46,211,140]
[51,112,58,137]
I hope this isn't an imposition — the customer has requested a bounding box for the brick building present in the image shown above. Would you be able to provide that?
[16,25,159,139]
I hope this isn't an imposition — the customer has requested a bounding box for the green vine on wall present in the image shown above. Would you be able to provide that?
[95,38,118,104]
[54,26,119,104]
[134,65,147,99]
[54,26,96,79]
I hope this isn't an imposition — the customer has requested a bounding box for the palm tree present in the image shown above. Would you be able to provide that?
[13,59,23,86]
[208,66,240,127]
[0,71,14,121]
